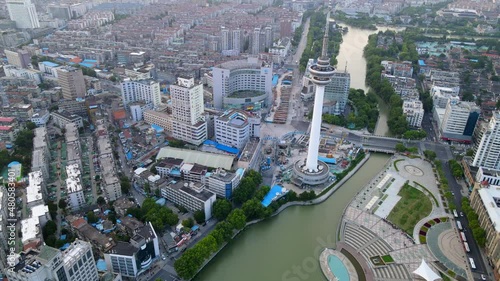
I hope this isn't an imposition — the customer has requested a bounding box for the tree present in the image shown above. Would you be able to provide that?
[87,211,99,224]
[233,177,257,205]
[423,150,437,161]
[227,208,246,230]
[97,196,106,206]
[395,143,406,152]
[42,220,57,239]
[120,177,131,194]
[182,218,194,228]
[58,198,67,210]
[254,186,270,201]
[194,210,205,224]
[212,199,232,221]
[25,122,36,130]
[242,198,266,220]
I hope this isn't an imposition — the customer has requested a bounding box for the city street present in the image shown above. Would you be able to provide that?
[443,161,490,279]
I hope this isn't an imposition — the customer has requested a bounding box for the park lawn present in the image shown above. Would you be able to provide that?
[387,183,432,234]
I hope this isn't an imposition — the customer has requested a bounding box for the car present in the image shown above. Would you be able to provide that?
[162,254,166,261]
[460,212,464,217]
[481,274,487,280]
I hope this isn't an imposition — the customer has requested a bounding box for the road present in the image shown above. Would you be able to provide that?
[442,161,489,279]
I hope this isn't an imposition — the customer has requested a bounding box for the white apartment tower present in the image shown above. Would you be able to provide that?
[438,100,480,142]
[403,100,424,128]
[324,71,350,115]
[5,241,98,281]
[252,27,261,54]
[473,112,500,169]
[121,79,161,108]
[7,0,40,29]
[170,77,207,146]
[232,29,241,52]
[221,27,230,51]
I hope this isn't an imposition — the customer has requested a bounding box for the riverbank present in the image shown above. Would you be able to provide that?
[190,153,371,280]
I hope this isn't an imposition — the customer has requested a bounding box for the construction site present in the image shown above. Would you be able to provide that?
[258,130,363,194]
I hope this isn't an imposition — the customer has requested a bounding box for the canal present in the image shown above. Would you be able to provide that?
[194,154,390,281]
[335,24,403,136]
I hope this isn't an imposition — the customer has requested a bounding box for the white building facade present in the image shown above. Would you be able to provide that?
[121,79,161,107]
[473,112,500,169]
[214,110,260,150]
[7,0,40,28]
[170,77,207,146]
[403,100,424,128]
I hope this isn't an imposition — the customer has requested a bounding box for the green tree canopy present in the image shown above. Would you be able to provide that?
[212,199,233,221]
[227,208,246,230]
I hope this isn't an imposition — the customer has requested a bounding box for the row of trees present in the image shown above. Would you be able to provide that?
[395,143,418,154]
[448,159,463,178]
[433,160,455,210]
[461,198,486,247]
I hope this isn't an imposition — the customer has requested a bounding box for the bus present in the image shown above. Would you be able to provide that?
[453,209,459,218]
[460,232,467,242]
[469,257,476,269]
[457,221,463,230]
[464,242,470,252]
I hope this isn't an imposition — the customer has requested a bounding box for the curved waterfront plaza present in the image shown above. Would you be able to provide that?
[320,156,473,281]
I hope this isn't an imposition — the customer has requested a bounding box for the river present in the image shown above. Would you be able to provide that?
[193,154,390,281]
[335,24,404,136]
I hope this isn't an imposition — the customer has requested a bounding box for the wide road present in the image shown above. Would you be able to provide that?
[442,161,488,278]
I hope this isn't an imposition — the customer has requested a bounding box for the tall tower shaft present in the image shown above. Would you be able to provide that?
[305,11,335,172]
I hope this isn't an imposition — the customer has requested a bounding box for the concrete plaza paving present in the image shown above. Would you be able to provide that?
[335,155,471,280]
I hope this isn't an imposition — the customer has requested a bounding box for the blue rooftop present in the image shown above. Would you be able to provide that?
[8,161,21,167]
[262,185,285,207]
[79,63,94,68]
[156,198,166,206]
[96,259,107,271]
[59,243,70,251]
[318,156,336,164]
[41,61,59,67]
[126,151,133,160]
[151,124,164,133]
[191,225,199,231]
[418,60,426,66]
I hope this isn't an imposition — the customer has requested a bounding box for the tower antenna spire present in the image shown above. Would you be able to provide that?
[320,11,331,61]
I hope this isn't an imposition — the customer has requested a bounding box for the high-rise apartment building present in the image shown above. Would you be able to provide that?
[403,100,424,128]
[57,66,86,100]
[5,49,30,68]
[324,71,350,115]
[5,240,98,281]
[121,79,161,107]
[232,29,241,52]
[252,27,261,54]
[437,100,480,142]
[6,0,40,29]
[221,27,230,51]
[170,77,207,146]
[473,112,500,169]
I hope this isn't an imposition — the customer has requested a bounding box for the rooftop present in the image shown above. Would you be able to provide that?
[41,61,59,67]
[216,58,263,70]
[21,204,49,243]
[478,185,500,232]
[26,171,43,204]
[156,147,234,170]
[108,241,136,256]
[170,180,215,202]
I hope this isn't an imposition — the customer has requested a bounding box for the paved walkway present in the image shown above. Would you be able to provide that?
[426,221,468,278]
